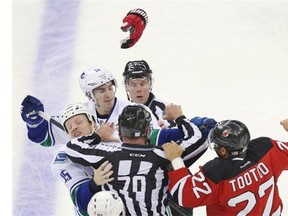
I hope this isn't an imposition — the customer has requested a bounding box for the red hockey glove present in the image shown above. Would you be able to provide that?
[120,8,148,49]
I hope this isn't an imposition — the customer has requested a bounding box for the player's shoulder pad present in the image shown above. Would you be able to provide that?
[247,137,273,161]
[202,157,229,184]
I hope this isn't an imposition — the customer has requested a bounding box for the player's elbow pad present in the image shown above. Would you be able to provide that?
[157,128,183,145]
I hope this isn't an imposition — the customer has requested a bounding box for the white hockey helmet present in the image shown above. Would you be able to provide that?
[79,66,118,102]
[87,191,125,216]
[60,103,94,133]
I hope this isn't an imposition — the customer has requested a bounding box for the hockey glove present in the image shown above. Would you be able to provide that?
[21,95,44,127]
[190,117,217,138]
[120,8,148,49]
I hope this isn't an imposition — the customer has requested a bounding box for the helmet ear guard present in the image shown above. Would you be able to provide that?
[85,91,93,101]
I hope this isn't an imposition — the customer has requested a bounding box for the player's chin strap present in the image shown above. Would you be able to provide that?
[95,103,111,112]
[94,91,117,112]
[93,97,111,112]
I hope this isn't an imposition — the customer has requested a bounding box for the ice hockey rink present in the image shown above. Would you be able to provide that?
[12,0,288,215]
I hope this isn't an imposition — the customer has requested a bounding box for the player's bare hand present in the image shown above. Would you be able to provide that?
[95,122,120,142]
[162,141,184,161]
[280,119,288,132]
[93,161,114,185]
[162,103,183,121]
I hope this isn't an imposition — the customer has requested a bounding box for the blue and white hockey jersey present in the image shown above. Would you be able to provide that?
[26,97,160,147]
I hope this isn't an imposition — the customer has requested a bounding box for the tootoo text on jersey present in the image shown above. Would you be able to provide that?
[229,162,270,192]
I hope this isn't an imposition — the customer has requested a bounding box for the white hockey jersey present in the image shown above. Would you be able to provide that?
[51,146,94,216]
[37,97,160,147]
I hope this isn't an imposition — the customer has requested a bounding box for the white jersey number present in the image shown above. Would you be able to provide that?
[192,171,212,198]
[227,176,275,216]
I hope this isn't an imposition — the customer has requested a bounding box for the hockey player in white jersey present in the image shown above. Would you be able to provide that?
[52,102,216,215]
[51,103,118,216]
[65,103,215,215]
[20,65,160,147]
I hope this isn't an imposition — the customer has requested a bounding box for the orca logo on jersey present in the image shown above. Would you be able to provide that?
[54,151,68,163]
[129,153,146,158]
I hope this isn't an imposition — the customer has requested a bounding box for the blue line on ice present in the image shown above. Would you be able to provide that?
[14,1,80,215]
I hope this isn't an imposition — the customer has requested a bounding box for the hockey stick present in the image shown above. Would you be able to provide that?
[37,110,64,131]
[167,199,191,216]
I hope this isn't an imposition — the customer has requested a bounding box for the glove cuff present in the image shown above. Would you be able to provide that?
[127,8,149,25]
[27,118,44,128]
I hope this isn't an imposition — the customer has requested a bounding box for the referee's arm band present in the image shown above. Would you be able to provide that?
[171,157,185,170]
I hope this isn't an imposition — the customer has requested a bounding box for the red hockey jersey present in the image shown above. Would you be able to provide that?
[168,137,288,215]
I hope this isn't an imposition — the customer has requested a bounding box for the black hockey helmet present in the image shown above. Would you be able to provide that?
[209,120,250,157]
[123,60,152,83]
[118,104,152,138]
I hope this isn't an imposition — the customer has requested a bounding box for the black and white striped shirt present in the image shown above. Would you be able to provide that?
[65,116,207,215]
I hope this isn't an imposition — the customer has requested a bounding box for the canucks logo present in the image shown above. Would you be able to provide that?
[53,151,68,164]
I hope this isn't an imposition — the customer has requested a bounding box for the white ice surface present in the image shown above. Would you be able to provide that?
[12,0,288,215]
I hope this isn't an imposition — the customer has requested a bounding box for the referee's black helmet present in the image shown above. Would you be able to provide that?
[123,60,152,83]
[118,104,152,138]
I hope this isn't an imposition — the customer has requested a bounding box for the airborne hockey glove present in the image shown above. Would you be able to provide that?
[120,8,148,49]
